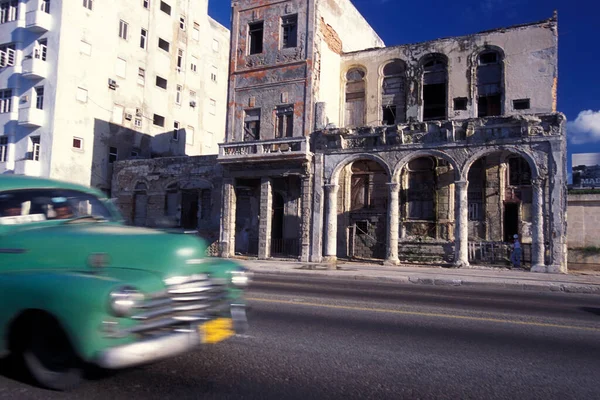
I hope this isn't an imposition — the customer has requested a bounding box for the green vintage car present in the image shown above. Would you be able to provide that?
[0,175,251,390]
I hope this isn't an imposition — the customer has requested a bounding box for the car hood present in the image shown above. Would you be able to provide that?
[0,222,224,279]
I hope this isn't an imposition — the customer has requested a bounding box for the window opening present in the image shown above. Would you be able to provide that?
[248,22,264,55]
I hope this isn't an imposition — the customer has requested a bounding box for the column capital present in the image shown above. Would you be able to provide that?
[455,180,468,189]
[387,182,401,193]
[324,183,339,193]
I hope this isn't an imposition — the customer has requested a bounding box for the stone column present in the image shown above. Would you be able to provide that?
[300,175,313,262]
[530,178,546,272]
[323,184,339,262]
[219,178,236,258]
[385,183,401,265]
[258,177,273,260]
[454,180,469,267]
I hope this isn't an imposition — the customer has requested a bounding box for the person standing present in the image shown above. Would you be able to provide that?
[510,234,522,269]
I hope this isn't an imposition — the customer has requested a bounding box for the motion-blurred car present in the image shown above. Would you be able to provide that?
[0,175,251,390]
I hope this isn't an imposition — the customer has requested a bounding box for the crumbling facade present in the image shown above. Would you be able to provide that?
[113,0,568,273]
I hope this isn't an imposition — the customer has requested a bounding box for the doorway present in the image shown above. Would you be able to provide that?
[181,190,199,229]
[503,203,519,242]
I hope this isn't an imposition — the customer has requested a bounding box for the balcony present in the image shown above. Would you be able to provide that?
[14,159,41,177]
[18,107,45,127]
[22,53,48,80]
[218,137,311,164]
[25,10,52,32]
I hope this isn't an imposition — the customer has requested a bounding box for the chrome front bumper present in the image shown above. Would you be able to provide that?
[96,305,248,370]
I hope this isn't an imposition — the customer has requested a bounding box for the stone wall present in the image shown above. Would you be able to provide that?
[567,193,600,248]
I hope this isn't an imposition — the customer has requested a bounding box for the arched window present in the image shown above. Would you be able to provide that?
[422,55,448,121]
[345,68,366,127]
[382,60,407,125]
[133,182,148,226]
[477,50,503,117]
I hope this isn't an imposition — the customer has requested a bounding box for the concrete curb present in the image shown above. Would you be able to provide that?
[249,269,600,296]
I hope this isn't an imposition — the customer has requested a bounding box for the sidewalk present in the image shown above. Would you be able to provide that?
[237,258,600,296]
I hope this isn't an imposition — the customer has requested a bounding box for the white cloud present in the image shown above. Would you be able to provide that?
[568,110,600,144]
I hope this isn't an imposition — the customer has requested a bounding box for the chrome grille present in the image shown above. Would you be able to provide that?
[128,274,230,337]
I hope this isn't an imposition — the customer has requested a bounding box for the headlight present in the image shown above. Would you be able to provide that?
[230,268,253,288]
[109,286,144,317]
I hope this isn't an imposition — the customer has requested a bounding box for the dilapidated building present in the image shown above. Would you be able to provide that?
[113,0,568,273]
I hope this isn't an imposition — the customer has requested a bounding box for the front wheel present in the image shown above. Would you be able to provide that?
[20,314,83,391]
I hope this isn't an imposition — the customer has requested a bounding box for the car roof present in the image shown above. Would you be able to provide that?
[0,175,105,197]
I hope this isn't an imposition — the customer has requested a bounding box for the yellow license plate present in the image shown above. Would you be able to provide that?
[199,318,234,344]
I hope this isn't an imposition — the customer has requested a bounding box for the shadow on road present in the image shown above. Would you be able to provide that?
[579,307,600,317]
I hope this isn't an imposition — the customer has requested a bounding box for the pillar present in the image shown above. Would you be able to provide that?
[323,184,339,261]
[219,178,236,258]
[454,180,469,267]
[530,178,546,272]
[385,182,400,265]
[300,175,312,262]
[258,177,273,260]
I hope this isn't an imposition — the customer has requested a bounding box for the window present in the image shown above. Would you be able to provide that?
[0,89,11,113]
[477,50,502,117]
[508,157,532,187]
[179,16,185,30]
[30,137,41,161]
[134,118,142,128]
[186,126,194,145]
[345,68,366,127]
[468,159,485,222]
[176,49,183,72]
[112,105,124,125]
[192,22,200,41]
[248,21,264,55]
[454,97,468,111]
[422,56,447,121]
[80,40,91,55]
[72,137,83,150]
[108,146,118,163]
[382,60,407,124]
[0,43,15,67]
[0,136,7,162]
[34,39,47,61]
[210,66,217,82]
[82,0,92,11]
[140,28,148,49]
[0,0,17,23]
[159,1,171,15]
[175,85,182,104]
[40,0,50,14]
[209,99,216,115]
[212,39,219,52]
[119,20,128,40]
[244,109,260,141]
[513,99,530,110]
[407,157,436,220]
[281,15,297,48]
[158,38,170,52]
[143,0,149,9]
[115,57,127,78]
[35,87,44,110]
[153,113,165,127]
[137,67,145,85]
[173,121,179,141]
[349,161,388,211]
[190,56,197,72]
[189,91,196,107]
[275,106,293,138]
[155,75,167,89]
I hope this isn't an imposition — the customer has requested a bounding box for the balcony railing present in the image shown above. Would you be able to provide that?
[25,9,52,32]
[18,107,45,127]
[22,53,48,79]
[218,137,311,162]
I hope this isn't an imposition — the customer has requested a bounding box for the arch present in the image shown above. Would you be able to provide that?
[393,150,461,183]
[461,146,540,181]
[419,53,449,69]
[470,45,506,65]
[164,180,180,191]
[329,153,392,186]
[134,181,148,192]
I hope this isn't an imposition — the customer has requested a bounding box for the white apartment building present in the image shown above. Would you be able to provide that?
[0,0,229,194]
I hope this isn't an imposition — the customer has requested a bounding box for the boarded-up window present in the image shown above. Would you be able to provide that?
[422,56,447,121]
[345,68,366,128]
[382,60,406,124]
[407,157,436,220]
[477,51,502,117]
[275,106,293,138]
[244,109,260,141]
[133,182,148,226]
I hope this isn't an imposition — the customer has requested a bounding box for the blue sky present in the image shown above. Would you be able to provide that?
[208,0,600,178]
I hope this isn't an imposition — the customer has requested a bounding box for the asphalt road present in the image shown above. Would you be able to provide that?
[2,275,600,399]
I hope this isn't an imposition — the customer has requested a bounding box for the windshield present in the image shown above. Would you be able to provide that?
[0,189,115,225]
